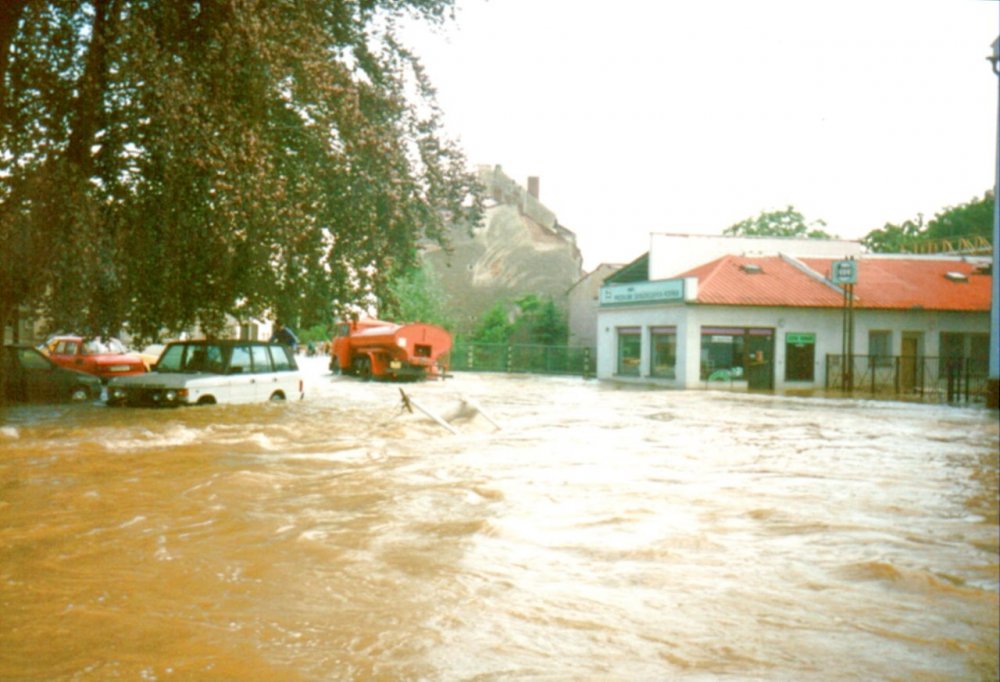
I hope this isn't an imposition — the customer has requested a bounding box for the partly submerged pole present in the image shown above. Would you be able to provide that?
[399,388,460,435]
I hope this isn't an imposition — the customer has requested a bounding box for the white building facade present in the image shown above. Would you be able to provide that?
[596,253,992,396]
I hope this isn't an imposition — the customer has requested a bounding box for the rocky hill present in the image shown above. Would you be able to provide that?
[422,166,584,335]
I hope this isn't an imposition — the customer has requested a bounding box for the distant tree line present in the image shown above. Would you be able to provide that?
[725,205,835,239]
[860,191,994,253]
[725,194,994,253]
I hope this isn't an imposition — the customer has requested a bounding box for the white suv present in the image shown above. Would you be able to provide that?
[107,340,303,407]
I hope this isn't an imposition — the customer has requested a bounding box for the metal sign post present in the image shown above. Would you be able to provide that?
[832,259,858,392]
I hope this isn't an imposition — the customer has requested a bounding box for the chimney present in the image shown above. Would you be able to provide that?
[527,176,540,200]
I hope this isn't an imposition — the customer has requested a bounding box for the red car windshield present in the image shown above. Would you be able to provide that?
[82,338,128,354]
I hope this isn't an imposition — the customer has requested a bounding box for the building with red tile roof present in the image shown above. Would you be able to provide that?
[596,250,992,398]
[680,254,991,312]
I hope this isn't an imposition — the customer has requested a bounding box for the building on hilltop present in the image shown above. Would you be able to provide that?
[421,165,583,336]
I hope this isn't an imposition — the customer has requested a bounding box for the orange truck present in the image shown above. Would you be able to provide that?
[329,319,452,381]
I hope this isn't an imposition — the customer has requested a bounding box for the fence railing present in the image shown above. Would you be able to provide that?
[448,342,594,377]
[825,354,988,403]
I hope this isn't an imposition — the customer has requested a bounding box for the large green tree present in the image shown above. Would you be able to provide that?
[724,205,834,239]
[861,191,994,253]
[379,257,454,329]
[0,0,481,350]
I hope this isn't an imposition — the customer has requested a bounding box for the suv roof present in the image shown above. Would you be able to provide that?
[167,339,284,345]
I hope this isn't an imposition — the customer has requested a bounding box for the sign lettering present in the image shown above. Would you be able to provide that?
[831,260,857,284]
[600,279,685,306]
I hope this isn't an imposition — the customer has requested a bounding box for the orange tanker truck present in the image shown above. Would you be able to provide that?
[329,318,452,381]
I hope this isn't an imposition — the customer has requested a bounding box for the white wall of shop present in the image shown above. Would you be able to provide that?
[596,304,845,389]
[596,303,691,384]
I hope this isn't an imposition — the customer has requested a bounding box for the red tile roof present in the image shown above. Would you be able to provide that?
[677,255,991,312]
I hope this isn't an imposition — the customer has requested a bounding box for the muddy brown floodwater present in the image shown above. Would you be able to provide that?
[1,356,997,681]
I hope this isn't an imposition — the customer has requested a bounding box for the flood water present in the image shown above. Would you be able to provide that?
[1,357,997,681]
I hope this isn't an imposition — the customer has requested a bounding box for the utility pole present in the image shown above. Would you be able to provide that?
[988,36,999,409]
[833,258,858,393]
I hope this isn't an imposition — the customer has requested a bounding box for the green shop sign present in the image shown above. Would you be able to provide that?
[786,332,816,345]
[600,279,685,306]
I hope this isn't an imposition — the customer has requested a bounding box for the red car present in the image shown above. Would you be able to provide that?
[43,335,147,382]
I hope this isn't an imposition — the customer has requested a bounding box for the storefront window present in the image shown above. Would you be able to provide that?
[785,332,815,382]
[700,327,774,389]
[617,327,641,376]
[650,326,676,378]
[700,327,745,381]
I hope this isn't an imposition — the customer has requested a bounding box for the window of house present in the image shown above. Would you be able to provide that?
[239,323,259,341]
[940,332,990,374]
[868,330,892,367]
[785,332,815,382]
[617,327,641,376]
[650,326,676,378]
[969,334,990,371]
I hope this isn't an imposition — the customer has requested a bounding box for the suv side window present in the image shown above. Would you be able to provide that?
[250,345,272,373]
[182,344,225,373]
[229,346,252,374]
[204,345,225,373]
[270,344,292,371]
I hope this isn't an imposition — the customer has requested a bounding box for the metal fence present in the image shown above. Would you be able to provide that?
[448,342,594,377]
[825,354,989,403]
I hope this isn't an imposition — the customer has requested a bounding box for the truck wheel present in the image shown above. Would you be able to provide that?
[353,355,372,381]
[69,387,90,402]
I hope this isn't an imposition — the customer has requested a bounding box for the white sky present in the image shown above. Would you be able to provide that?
[402,0,999,271]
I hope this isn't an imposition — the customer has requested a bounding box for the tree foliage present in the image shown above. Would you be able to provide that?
[861,191,994,253]
[0,0,482,348]
[471,301,514,344]
[379,257,453,329]
[724,206,834,239]
[470,294,567,346]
